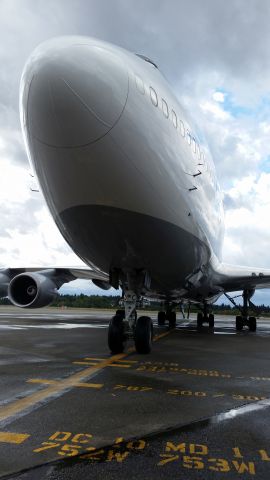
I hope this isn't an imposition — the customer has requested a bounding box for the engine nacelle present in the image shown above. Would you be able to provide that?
[8,272,58,308]
[92,279,111,290]
[0,273,10,297]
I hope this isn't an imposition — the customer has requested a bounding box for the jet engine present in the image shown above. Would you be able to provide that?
[8,272,58,308]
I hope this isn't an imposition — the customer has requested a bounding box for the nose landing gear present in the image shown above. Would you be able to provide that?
[108,289,153,354]
[108,313,126,354]
[135,316,153,354]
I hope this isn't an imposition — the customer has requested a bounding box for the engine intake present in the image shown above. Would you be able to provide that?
[8,272,58,308]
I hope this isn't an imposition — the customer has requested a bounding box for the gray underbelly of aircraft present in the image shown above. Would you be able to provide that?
[56,204,210,294]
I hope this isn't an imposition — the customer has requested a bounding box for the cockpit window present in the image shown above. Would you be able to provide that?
[135,75,145,94]
[136,54,158,69]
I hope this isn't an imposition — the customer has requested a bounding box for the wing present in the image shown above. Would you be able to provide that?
[0,265,110,297]
[212,262,270,292]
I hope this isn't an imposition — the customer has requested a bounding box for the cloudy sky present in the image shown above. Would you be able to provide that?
[1,0,270,303]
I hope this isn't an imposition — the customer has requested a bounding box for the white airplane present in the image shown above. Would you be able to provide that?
[1,36,270,354]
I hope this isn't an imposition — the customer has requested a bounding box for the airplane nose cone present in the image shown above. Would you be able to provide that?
[21,38,128,147]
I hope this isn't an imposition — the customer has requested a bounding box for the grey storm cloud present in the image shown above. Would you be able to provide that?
[1,0,270,110]
[224,227,270,268]
[0,0,270,170]
[0,196,43,236]
[223,193,253,211]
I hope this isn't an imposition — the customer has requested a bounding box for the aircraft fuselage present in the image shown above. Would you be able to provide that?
[20,36,224,301]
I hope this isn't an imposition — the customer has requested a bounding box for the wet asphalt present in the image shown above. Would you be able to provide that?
[0,306,269,479]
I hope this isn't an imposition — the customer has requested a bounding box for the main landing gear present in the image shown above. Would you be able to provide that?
[108,290,153,355]
[224,289,257,332]
[197,303,215,329]
[157,303,176,328]
[235,315,256,332]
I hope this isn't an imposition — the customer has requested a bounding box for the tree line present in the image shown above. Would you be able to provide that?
[0,294,270,315]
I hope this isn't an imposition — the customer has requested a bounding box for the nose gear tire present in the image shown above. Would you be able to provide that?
[135,316,153,354]
[108,314,125,353]
[197,312,203,328]
[236,315,243,331]
[158,311,166,326]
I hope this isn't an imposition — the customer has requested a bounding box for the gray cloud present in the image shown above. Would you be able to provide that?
[223,193,252,211]
[0,196,42,235]
[0,0,269,175]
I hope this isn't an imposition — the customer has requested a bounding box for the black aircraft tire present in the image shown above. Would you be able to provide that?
[249,316,257,332]
[108,314,125,354]
[135,316,153,354]
[209,313,215,329]
[197,312,203,328]
[158,311,166,326]
[236,315,243,331]
[169,311,176,328]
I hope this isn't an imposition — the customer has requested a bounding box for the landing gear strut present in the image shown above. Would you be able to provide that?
[224,289,257,332]
[197,303,215,329]
[108,289,153,354]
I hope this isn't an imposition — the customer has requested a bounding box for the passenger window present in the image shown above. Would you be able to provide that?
[192,137,197,153]
[150,87,158,107]
[162,99,169,118]
[172,110,177,128]
[135,75,145,94]
[180,120,185,137]
[186,130,191,145]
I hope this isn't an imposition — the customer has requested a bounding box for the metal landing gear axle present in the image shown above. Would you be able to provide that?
[108,290,153,355]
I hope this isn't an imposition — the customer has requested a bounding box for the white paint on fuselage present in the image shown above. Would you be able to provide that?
[20,36,225,296]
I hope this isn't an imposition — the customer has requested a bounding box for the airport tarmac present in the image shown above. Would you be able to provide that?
[0,306,269,479]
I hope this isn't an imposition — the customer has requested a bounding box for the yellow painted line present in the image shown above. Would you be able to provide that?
[0,432,30,444]
[116,359,138,364]
[107,363,131,368]
[84,357,106,362]
[0,328,174,423]
[0,352,129,423]
[73,361,98,366]
[27,379,104,389]
[153,330,173,342]
[73,361,131,368]
[27,379,58,385]
[84,358,138,364]
[75,382,103,389]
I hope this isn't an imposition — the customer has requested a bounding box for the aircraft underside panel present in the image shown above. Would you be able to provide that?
[56,204,210,296]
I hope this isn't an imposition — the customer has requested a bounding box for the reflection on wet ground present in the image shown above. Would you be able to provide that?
[0,307,269,479]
